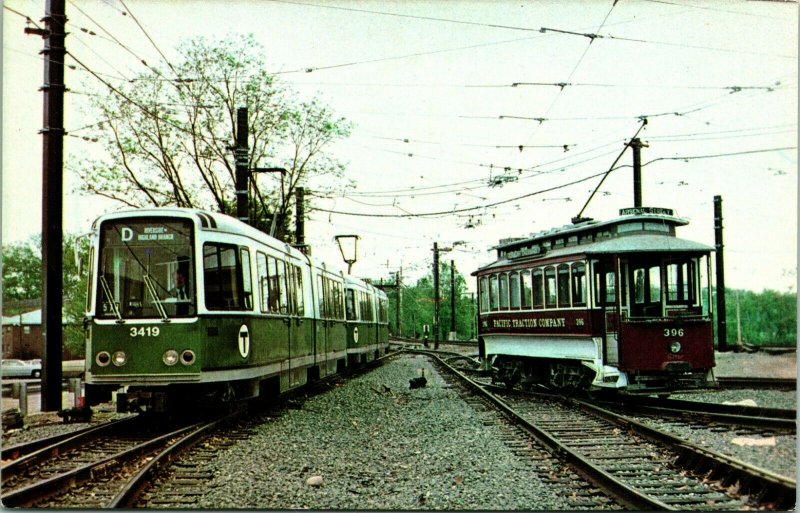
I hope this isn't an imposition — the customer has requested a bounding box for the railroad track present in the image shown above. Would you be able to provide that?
[0,412,232,508]
[430,352,796,511]
[717,377,796,390]
[599,395,796,432]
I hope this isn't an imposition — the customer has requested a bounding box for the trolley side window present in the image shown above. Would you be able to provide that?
[257,252,269,313]
[520,270,532,309]
[532,268,544,309]
[294,265,305,316]
[346,288,357,320]
[240,248,253,311]
[557,264,571,308]
[499,273,509,310]
[544,267,557,308]
[266,256,282,313]
[479,277,489,313]
[318,275,325,318]
[489,275,499,311]
[571,262,587,307]
[593,267,617,307]
[509,272,521,310]
[203,243,244,311]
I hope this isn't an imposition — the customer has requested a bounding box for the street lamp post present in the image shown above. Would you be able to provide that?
[335,235,360,274]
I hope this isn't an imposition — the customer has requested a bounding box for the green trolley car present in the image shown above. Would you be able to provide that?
[83,207,389,413]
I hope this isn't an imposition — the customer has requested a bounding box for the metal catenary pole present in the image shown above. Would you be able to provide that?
[433,243,439,350]
[714,195,728,352]
[235,107,249,224]
[449,260,456,341]
[396,268,402,337]
[30,0,67,411]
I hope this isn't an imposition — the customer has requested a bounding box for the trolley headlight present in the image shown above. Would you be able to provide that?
[668,341,682,354]
[180,350,196,366]
[96,351,111,367]
[112,351,128,367]
[162,349,179,366]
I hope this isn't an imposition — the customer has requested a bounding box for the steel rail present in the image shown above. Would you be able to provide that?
[599,396,796,430]
[573,398,796,509]
[430,353,675,510]
[717,377,796,390]
[1,416,140,483]
[0,421,206,507]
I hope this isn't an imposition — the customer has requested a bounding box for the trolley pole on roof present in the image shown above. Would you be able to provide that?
[26,0,67,411]
[235,107,249,224]
[714,195,728,352]
[630,138,648,208]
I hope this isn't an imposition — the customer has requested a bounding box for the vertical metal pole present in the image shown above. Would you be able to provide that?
[19,383,28,417]
[433,243,440,350]
[471,292,475,340]
[396,268,402,338]
[631,138,643,208]
[40,0,66,411]
[714,195,728,352]
[449,260,456,340]
[295,187,306,251]
[235,107,249,224]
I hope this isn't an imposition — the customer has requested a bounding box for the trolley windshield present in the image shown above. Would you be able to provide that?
[96,218,195,319]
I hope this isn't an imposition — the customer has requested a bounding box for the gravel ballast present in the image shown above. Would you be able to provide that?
[195,354,577,510]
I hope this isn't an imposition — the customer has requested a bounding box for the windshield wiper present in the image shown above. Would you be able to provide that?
[143,274,170,322]
[99,276,123,322]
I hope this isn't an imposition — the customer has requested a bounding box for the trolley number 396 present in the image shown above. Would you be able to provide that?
[663,328,684,337]
[130,326,160,337]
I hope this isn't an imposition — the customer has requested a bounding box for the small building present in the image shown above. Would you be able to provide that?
[2,309,82,360]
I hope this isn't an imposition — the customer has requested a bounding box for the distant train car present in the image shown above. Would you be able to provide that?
[344,276,390,367]
[474,207,716,394]
[83,207,389,412]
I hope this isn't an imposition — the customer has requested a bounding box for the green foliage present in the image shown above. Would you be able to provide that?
[2,234,89,357]
[387,262,477,341]
[2,238,43,302]
[721,288,797,347]
[72,33,353,241]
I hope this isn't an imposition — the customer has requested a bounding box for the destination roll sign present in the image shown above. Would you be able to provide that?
[619,206,674,216]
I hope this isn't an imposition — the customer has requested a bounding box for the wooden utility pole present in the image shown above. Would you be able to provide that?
[27,0,67,411]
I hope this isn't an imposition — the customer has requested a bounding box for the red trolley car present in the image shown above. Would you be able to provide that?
[474,207,716,394]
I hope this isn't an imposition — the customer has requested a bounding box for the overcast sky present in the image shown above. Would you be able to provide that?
[2,0,797,293]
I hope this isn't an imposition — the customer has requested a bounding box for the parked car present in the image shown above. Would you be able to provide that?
[2,359,42,379]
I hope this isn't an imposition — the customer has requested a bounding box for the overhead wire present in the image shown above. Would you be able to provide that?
[310,144,796,219]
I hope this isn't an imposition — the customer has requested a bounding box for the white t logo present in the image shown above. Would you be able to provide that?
[238,324,250,358]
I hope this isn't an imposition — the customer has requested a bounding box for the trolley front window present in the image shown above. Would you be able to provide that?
[96,218,195,319]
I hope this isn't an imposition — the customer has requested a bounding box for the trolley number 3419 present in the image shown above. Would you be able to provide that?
[130,326,160,337]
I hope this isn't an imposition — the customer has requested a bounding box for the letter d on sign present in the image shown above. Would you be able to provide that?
[121,227,134,242]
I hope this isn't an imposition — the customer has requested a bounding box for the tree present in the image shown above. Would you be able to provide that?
[73,34,352,241]
[1,235,88,357]
[2,239,42,304]
[388,262,477,341]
